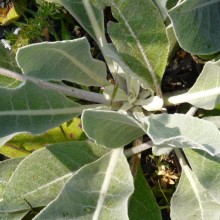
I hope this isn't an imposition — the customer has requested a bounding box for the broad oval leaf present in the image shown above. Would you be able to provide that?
[169,0,220,54]
[34,149,134,220]
[16,38,108,86]
[82,109,145,148]
[94,0,169,94]
[169,59,220,110]
[171,146,220,220]
[0,81,84,144]
[1,141,110,212]
[145,113,220,156]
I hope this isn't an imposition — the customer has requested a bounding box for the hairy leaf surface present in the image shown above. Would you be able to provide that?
[169,0,220,54]
[171,149,220,220]
[34,149,133,220]
[82,109,145,148]
[145,113,220,156]
[94,0,168,94]
[16,38,108,86]
[1,141,109,212]
[0,81,84,148]
[0,158,23,199]
[185,149,220,204]
[184,60,220,109]
[169,59,220,109]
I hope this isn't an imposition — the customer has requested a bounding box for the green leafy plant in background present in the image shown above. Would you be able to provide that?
[0,0,220,219]
[4,1,74,53]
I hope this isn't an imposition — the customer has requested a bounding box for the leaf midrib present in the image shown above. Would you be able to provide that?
[0,107,82,116]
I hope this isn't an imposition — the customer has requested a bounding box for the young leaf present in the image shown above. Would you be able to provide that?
[171,149,220,220]
[94,0,169,95]
[129,167,162,220]
[0,81,88,147]
[169,59,220,110]
[103,43,152,89]
[104,84,128,102]
[169,0,220,54]
[145,113,220,156]
[34,149,134,220]
[82,109,145,148]
[16,38,108,86]
[1,141,110,212]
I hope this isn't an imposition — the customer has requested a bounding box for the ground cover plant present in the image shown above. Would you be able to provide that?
[0,0,220,219]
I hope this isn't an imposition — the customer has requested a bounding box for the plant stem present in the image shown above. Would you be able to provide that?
[0,68,107,103]
[186,106,198,116]
[158,179,170,206]
[124,141,152,158]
